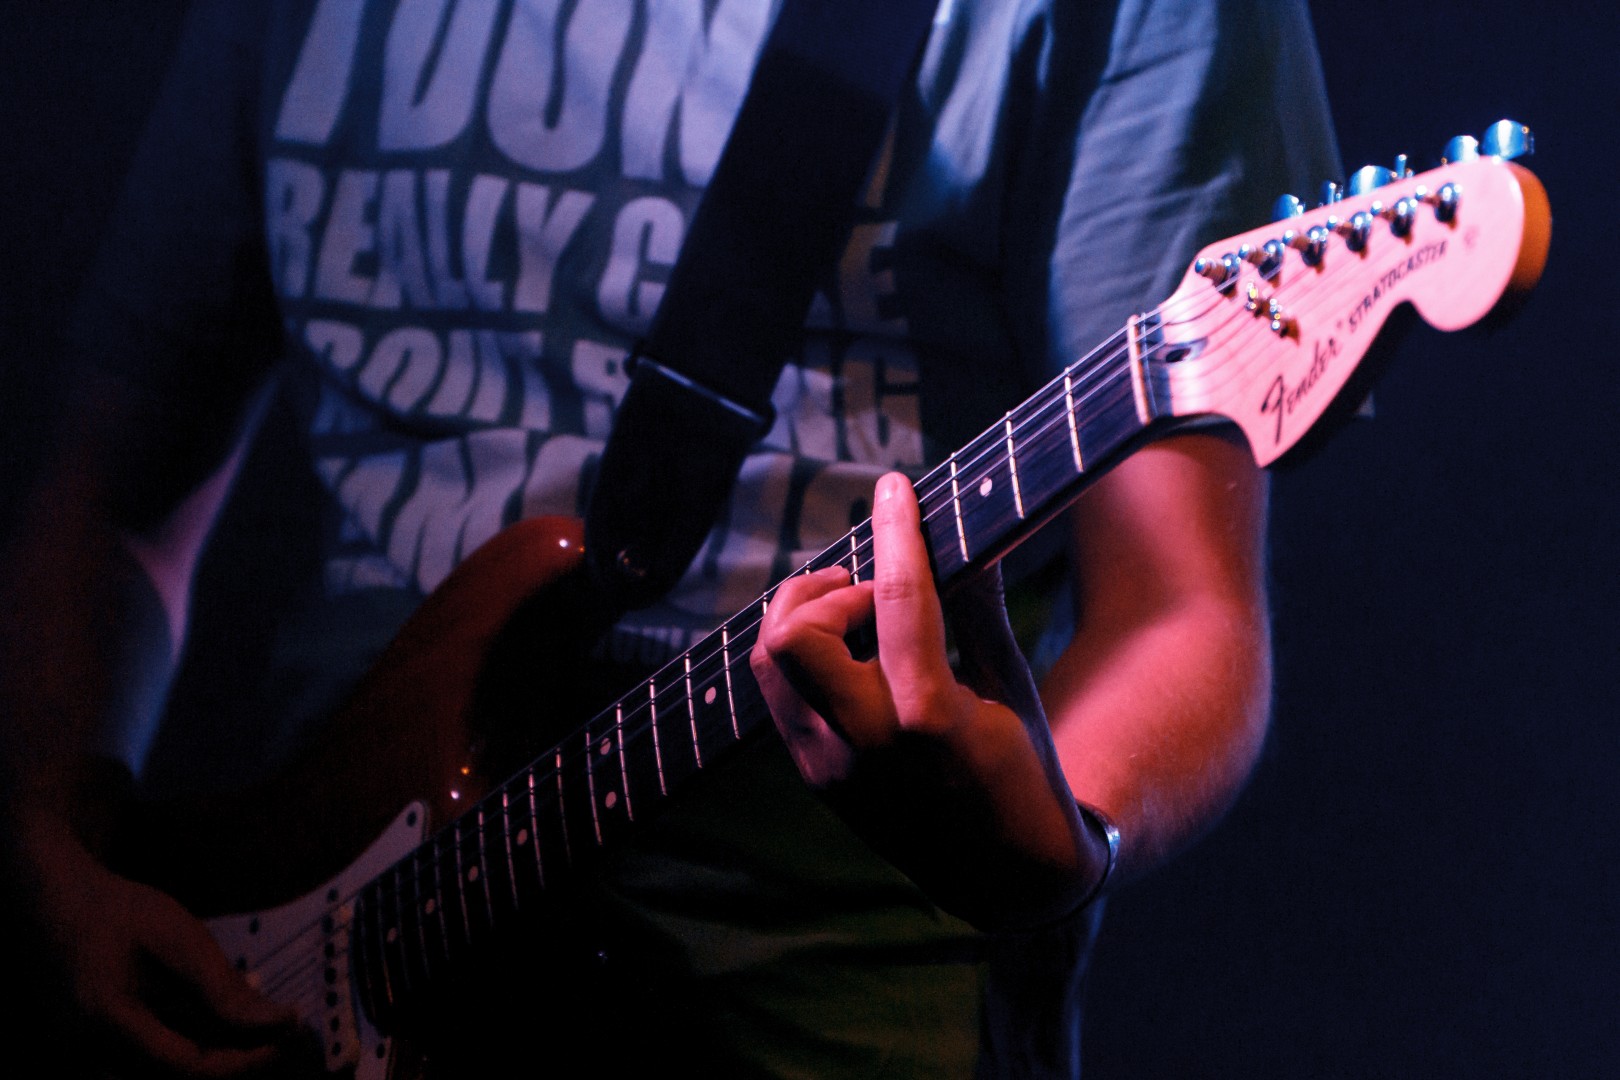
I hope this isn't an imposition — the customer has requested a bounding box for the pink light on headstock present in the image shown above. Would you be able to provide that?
[1145,155,1550,465]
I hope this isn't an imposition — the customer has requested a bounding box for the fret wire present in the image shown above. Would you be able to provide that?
[649,678,667,795]
[554,747,571,865]
[584,723,604,846]
[684,655,703,769]
[501,790,520,910]
[721,625,739,739]
[452,824,471,946]
[526,770,545,888]
[428,836,447,966]
[476,808,493,927]
[615,702,634,821]
[948,453,968,561]
[1003,414,1025,519]
[1064,371,1085,473]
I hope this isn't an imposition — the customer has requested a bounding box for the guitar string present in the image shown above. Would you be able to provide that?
[230,206,1419,998]
[360,258,1297,914]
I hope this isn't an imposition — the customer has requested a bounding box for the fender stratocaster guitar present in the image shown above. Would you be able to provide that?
[124,132,1549,1076]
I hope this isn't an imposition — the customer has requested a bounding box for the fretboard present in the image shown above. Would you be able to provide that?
[352,335,1151,1028]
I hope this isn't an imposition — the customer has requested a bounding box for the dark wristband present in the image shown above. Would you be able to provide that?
[1074,800,1121,909]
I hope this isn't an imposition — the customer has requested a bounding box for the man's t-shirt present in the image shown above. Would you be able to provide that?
[79,0,1337,1073]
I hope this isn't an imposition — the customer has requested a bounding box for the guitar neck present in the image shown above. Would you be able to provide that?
[350,336,1153,1026]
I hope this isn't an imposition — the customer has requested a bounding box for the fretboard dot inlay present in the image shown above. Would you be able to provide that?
[385,927,398,944]
[605,791,618,809]
[424,899,436,914]
[705,686,717,705]
[598,739,611,756]
[979,476,993,497]
[466,866,480,882]
[515,828,530,846]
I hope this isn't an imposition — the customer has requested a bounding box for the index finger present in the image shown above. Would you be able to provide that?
[871,473,952,706]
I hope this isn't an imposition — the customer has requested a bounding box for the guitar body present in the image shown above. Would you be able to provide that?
[122,517,630,1077]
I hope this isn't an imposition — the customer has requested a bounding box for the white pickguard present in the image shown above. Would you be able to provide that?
[207,803,429,1078]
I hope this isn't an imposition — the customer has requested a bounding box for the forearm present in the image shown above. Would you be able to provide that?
[0,448,177,849]
[1041,590,1271,882]
[1,367,269,831]
[1039,433,1273,883]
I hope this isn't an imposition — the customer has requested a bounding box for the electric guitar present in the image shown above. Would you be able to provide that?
[124,130,1549,1076]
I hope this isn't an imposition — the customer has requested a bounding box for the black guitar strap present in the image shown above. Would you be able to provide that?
[584,0,941,612]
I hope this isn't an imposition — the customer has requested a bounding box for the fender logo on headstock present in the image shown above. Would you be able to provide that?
[1259,335,1340,445]
[1346,239,1448,333]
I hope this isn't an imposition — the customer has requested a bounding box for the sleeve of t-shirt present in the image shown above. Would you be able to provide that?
[69,0,282,522]
[1008,0,1341,381]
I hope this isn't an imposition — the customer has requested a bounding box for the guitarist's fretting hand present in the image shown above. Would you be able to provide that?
[752,473,1111,930]
[10,811,303,1077]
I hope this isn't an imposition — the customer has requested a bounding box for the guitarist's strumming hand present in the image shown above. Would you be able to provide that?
[8,809,305,1078]
[751,473,1111,930]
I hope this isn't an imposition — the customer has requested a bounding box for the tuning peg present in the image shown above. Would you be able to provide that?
[1318,180,1342,207]
[1285,224,1330,265]
[1335,210,1375,252]
[1441,134,1480,164]
[1347,164,1395,196]
[1194,253,1241,288]
[1392,154,1413,179]
[1480,119,1534,160]
[1386,196,1419,238]
[1239,239,1286,278]
[1425,181,1461,223]
[1273,193,1305,220]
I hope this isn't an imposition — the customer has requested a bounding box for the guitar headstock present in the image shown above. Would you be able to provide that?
[1144,121,1551,466]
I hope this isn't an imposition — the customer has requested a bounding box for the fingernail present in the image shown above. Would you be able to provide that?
[877,473,901,502]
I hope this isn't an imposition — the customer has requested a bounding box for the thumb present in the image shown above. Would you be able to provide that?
[141,890,294,1032]
[944,564,1042,720]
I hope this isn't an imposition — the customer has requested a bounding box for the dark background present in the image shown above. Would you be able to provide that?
[2,3,1614,1076]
